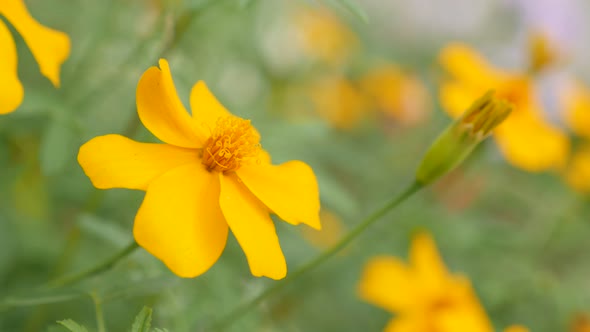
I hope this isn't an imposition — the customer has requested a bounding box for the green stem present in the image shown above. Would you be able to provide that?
[210,182,422,330]
[46,242,139,289]
[91,292,107,332]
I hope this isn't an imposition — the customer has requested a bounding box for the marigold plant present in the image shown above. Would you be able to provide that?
[78,59,321,280]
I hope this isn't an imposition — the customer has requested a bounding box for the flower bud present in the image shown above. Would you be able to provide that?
[528,32,558,73]
[416,90,512,185]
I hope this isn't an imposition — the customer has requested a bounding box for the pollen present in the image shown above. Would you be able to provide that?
[201,116,261,173]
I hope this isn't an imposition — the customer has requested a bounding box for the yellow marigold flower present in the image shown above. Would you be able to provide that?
[571,313,590,332]
[308,75,369,129]
[78,59,321,280]
[295,7,358,66]
[301,210,345,250]
[528,32,559,73]
[560,79,590,140]
[360,63,431,126]
[439,43,569,172]
[0,0,70,114]
[358,232,494,332]
[564,145,590,193]
[504,325,530,332]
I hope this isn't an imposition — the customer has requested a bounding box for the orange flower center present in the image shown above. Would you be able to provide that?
[201,116,261,173]
[429,297,454,312]
[497,78,530,109]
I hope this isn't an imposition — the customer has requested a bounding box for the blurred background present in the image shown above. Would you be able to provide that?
[2,0,590,331]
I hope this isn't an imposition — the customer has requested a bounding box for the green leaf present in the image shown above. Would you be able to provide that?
[327,0,369,23]
[131,306,153,332]
[56,319,89,332]
[77,213,130,246]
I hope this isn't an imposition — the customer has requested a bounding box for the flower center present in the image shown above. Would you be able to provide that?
[497,78,529,108]
[201,116,261,173]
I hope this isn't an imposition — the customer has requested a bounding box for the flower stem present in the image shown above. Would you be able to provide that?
[91,292,106,332]
[46,242,139,289]
[210,181,422,330]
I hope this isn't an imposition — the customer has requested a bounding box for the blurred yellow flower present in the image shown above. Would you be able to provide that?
[564,145,590,193]
[528,32,559,73]
[360,64,431,126]
[560,79,590,140]
[295,7,358,66]
[301,210,345,249]
[308,75,369,129]
[504,325,530,332]
[78,59,321,280]
[558,80,590,193]
[571,313,590,332]
[358,232,494,332]
[0,0,70,114]
[439,43,569,172]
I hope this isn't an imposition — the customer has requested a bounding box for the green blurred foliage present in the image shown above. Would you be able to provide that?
[1,0,590,331]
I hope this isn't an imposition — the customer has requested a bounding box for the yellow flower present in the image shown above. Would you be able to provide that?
[439,43,569,172]
[308,75,369,129]
[571,313,590,332]
[564,145,590,193]
[78,59,321,280]
[558,80,590,193]
[301,210,345,250]
[504,325,530,332]
[295,7,358,66]
[560,79,590,140]
[0,0,70,114]
[358,232,494,332]
[360,63,431,126]
[528,32,559,73]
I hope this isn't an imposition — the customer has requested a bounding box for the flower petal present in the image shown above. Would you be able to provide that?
[134,163,228,278]
[439,43,505,85]
[78,134,198,190]
[189,81,230,135]
[383,317,427,332]
[0,0,70,87]
[434,292,494,332]
[565,146,590,193]
[503,325,530,332]
[358,256,419,314]
[560,80,590,140]
[0,20,23,114]
[439,81,483,119]
[136,59,205,147]
[409,232,450,295]
[219,173,287,280]
[236,161,321,230]
[494,109,569,172]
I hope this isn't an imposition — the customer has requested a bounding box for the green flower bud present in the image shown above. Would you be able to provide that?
[416,90,512,185]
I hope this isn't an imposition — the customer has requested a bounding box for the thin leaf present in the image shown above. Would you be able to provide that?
[0,291,83,311]
[237,0,255,9]
[326,0,369,23]
[57,319,89,332]
[131,306,153,332]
